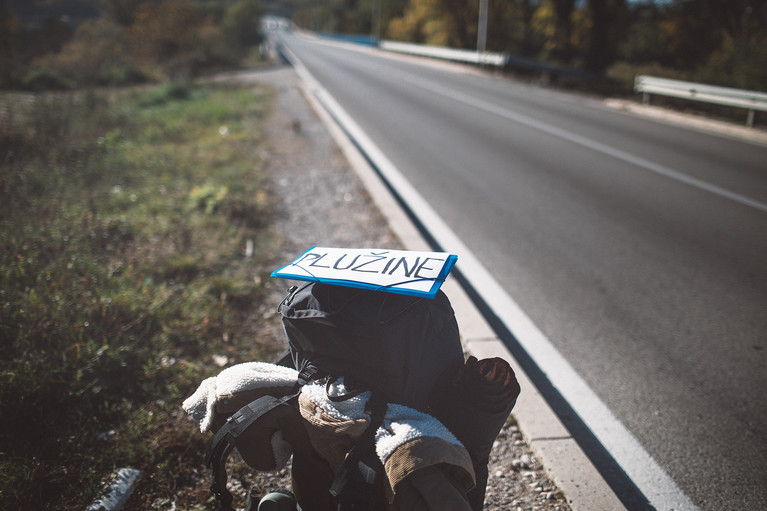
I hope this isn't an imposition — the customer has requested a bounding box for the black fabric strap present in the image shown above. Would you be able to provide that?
[325,376,366,402]
[205,365,319,511]
[328,393,388,510]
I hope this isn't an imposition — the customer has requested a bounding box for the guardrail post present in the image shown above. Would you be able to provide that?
[747,109,755,128]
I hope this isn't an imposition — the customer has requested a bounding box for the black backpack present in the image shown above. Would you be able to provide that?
[205,282,467,510]
[279,282,465,410]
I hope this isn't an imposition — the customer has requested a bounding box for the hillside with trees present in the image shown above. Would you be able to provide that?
[3,0,764,92]
[1,0,265,90]
[291,0,767,92]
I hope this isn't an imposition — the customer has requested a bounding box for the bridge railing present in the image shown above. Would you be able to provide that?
[379,40,509,67]
[634,75,767,127]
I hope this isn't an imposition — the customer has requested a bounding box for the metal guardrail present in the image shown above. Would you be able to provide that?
[379,40,509,67]
[379,41,605,86]
[634,75,767,127]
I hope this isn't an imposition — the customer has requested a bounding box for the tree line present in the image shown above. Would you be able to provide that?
[1,0,765,92]
[291,0,767,91]
[0,0,265,90]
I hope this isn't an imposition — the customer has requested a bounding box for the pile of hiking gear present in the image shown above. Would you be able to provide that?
[183,281,520,510]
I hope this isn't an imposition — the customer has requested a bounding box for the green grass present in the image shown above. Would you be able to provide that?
[0,82,284,510]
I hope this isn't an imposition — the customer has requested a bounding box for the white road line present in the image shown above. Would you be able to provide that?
[395,73,767,214]
[280,41,700,511]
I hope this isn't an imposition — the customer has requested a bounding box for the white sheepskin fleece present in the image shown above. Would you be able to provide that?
[182,362,299,433]
[300,379,461,464]
[375,403,461,462]
[300,379,372,420]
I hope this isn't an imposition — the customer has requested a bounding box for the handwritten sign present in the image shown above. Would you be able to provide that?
[271,247,458,298]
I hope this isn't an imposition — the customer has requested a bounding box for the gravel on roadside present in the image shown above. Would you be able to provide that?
[213,64,573,511]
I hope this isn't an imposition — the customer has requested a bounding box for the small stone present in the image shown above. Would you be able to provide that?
[95,429,116,445]
[512,453,533,470]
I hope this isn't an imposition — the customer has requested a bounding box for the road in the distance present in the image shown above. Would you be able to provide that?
[277,33,767,510]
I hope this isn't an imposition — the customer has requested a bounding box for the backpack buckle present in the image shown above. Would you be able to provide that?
[277,285,298,313]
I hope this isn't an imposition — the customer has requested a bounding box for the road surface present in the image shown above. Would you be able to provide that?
[277,32,767,510]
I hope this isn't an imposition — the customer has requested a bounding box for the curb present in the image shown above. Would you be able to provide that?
[603,98,767,147]
[291,54,627,511]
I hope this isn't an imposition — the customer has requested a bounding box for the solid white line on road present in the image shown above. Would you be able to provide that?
[280,41,700,511]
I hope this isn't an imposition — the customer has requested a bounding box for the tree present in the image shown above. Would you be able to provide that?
[386,0,476,48]
[127,0,216,78]
[551,0,576,62]
[479,0,545,56]
[516,0,542,56]
[617,1,666,64]
[0,0,23,87]
[88,0,145,26]
[222,0,264,55]
[689,0,767,42]
[688,0,767,89]
[584,0,627,72]
[32,17,129,86]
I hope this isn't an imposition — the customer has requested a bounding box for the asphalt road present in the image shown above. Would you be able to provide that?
[276,32,767,510]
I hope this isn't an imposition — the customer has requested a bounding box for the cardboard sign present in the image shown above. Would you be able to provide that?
[271,247,458,298]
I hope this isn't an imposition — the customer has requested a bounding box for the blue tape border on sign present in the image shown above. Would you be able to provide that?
[270,250,458,299]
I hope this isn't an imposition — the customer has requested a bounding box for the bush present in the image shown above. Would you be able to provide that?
[21,68,75,91]
[696,33,767,92]
[16,0,256,90]
[31,18,133,87]
[222,0,265,56]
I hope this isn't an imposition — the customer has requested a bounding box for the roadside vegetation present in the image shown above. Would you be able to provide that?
[1,2,280,507]
[4,1,765,96]
[292,0,767,93]
[0,80,285,510]
[1,0,265,90]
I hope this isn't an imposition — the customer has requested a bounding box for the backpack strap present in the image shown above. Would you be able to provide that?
[205,365,318,511]
[329,392,388,510]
